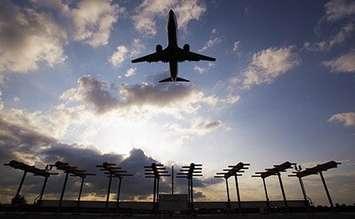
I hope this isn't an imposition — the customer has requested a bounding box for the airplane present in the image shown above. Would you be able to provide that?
[131,10,216,82]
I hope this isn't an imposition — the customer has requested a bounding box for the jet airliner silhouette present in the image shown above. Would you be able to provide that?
[131,10,216,82]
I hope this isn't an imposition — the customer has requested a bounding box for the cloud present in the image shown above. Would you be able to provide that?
[328,112,355,126]
[174,0,206,30]
[0,91,3,110]
[0,118,212,203]
[61,75,220,115]
[0,103,80,140]
[61,75,118,114]
[132,0,206,35]
[166,119,223,140]
[241,46,300,89]
[33,0,122,48]
[193,66,206,74]
[109,46,129,66]
[0,0,123,74]
[71,0,121,47]
[125,67,137,77]
[324,0,355,22]
[232,41,240,53]
[199,37,221,52]
[304,23,354,51]
[323,50,355,73]
[130,38,145,57]
[0,1,67,74]
[109,39,145,66]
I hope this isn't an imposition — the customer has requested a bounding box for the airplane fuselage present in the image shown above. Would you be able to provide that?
[167,10,179,80]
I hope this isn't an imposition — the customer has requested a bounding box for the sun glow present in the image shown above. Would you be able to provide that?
[62,113,184,162]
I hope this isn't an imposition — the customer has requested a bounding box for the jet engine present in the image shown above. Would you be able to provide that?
[183,44,190,52]
[156,44,163,52]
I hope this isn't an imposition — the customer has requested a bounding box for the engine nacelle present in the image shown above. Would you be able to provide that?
[183,44,190,52]
[156,44,163,52]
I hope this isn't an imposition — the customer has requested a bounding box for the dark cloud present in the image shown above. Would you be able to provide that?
[0,118,209,203]
[194,120,222,131]
[65,75,118,114]
[63,75,214,115]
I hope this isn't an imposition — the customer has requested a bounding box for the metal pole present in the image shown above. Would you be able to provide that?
[277,173,288,208]
[153,177,156,204]
[234,174,241,209]
[319,171,334,208]
[171,166,174,195]
[298,177,308,207]
[187,177,191,204]
[106,174,113,208]
[156,177,160,205]
[15,171,27,197]
[77,177,85,208]
[116,176,122,208]
[190,177,194,210]
[59,172,69,209]
[225,178,231,207]
[38,176,48,205]
[262,177,270,208]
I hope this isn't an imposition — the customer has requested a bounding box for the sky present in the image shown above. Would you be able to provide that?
[0,0,355,206]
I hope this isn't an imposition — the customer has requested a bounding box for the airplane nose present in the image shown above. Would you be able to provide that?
[169,10,175,16]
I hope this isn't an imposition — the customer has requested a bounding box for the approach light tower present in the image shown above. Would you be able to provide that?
[176,163,203,211]
[252,161,295,208]
[144,163,170,211]
[97,162,132,209]
[215,162,250,210]
[288,161,341,208]
[4,160,57,205]
[51,161,92,210]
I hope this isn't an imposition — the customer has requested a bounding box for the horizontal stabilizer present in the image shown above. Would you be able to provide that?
[159,77,190,83]
[176,77,190,82]
[159,77,173,83]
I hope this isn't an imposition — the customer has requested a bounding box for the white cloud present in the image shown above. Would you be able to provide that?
[199,37,221,52]
[0,1,67,73]
[174,0,206,29]
[0,91,3,110]
[329,112,355,126]
[33,0,122,48]
[304,23,354,51]
[125,67,137,77]
[13,97,20,103]
[130,38,145,57]
[110,39,145,66]
[241,46,300,89]
[233,41,240,52]
[323,50,355,73]
[166,119,223,140]
[193,66,206,74]
[132,0,206,35]
[109,46,129,66]
[0,104,79,140]
[325,0,355,22]
[71,0,121,47]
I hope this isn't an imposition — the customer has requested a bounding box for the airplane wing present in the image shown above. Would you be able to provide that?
[131,52,163,63]
[185,51,216,61]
